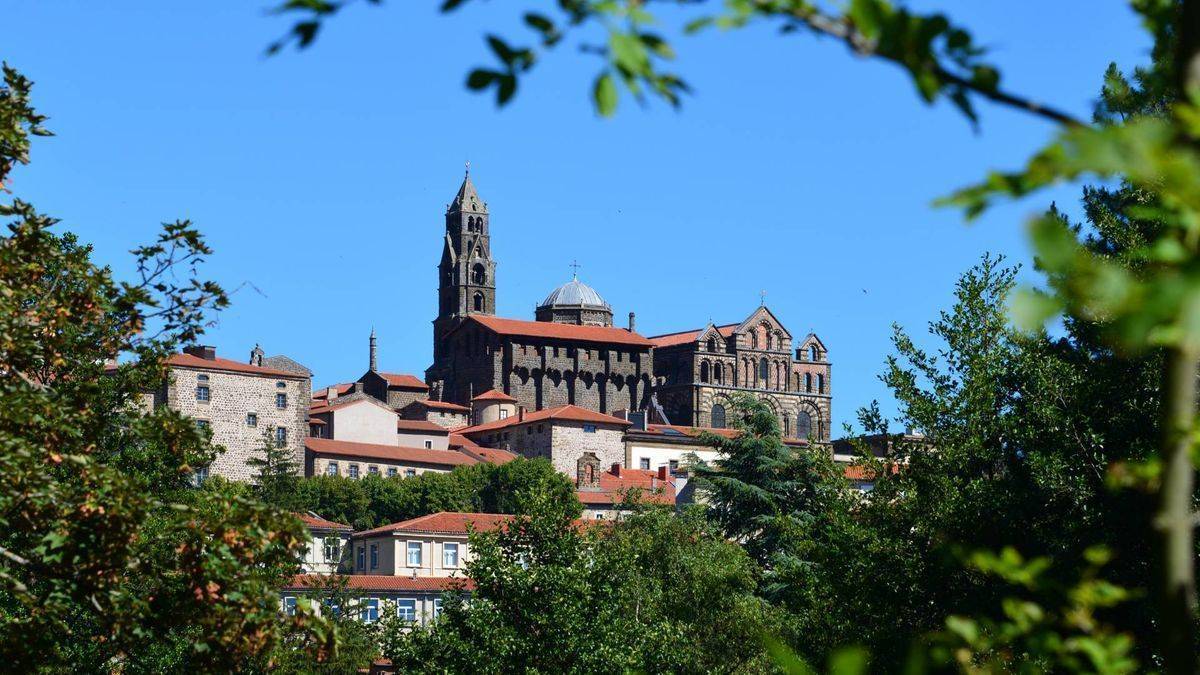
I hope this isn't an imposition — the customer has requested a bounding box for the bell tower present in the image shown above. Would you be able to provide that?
[432,165,497,364]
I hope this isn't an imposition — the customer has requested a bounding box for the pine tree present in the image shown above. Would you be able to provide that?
[247,429,300,509]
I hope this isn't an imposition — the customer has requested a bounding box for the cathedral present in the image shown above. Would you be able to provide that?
[424,170,832,441]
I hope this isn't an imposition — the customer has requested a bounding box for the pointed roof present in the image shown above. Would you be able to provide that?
[449,169,487,214]
[472,389,518,403]
[736,305,792,340]
[648,323,738,348]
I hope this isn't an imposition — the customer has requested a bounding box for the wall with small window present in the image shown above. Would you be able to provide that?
[301,529,351,574]
[352,533,473,577]
[308,454,458,480]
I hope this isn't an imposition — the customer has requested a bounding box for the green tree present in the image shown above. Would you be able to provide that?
[0,65,332,670]
[248,429,302,509]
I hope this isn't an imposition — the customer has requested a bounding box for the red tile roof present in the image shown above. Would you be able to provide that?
[294,512,352,531]
[459,444,520,465]
[647,323,738,348]
[305,438,477,467]
[577,466,677,506]
[379,373,429,390]
[283,574,473,592]
[309,395,393,416]
[415,399,471,413]
[462,315,654,348]
[313,383,354,400]
[308,418,327,425]
[459,404,631,435]
[355,512,512,538]
[472,389,517,402]
[396,419,449,434]
[843,463,899,480]
[634,424,809,446]
[165,353,304,379]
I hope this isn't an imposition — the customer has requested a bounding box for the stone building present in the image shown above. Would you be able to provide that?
[410,169,832,441]
[457,404,630,479]
[648,305,832,441]
[157,345,311,481]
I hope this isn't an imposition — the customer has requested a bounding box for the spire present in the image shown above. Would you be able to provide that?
[449,164,486,214]
[369,328,378,372]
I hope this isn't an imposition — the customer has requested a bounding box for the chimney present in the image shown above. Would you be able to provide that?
[353,381,364,394]
[657,465,668,481]
[628,311,636,332]
[629,410,648,431]
[369,328,378,372]
[326,386,339,401]
[184,345,216,360]
[518,406,525,422]
[611,462,622,477]
[249,343,264,366]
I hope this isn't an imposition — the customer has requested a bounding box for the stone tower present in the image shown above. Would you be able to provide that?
[433,167,496,363]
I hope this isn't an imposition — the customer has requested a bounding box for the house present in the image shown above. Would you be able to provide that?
[577,464,678,520]
[296,512,353,574]
[351,512,511,577]
[153,345,311,482]
[304,437,476,479]
[402,398,471,428]
[308,393,399,445]
[456,404,630,479]
[280,574,470,626]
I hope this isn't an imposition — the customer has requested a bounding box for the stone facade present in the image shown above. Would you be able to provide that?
[650,306,832,441]
[160,346,310,481]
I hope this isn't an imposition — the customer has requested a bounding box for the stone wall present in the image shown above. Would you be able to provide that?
[165,366,310,482]
[549,423,625,479]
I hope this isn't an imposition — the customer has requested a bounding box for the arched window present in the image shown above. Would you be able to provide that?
[472,264,486,285]
[765,332,772,350]
[758,357,768,384]
[797,411,813,439]
[809,345,819,361]
[817,374,825,394]
[751,332,758,349]
[714,363,723,384]
[775,362,783,389]
[711,404,726,429]
[784,415,790,437]
[473,292,484,312]
[805,373,813,392]
[699,361,710,383]
[707,337,717,352]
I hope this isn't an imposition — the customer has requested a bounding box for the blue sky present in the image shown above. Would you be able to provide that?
[6,2,1151,432]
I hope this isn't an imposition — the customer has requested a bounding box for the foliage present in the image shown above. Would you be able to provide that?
[0,64,330,671]
[381,494,776,672]
[288,457,580,531]
[249,429,303,509]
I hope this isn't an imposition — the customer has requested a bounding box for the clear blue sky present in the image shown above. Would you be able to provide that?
[6,2,1151,432]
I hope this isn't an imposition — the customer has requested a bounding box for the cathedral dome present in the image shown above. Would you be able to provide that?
[536,277,614,327]
[539,278,611,310]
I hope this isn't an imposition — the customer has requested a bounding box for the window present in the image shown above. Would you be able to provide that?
[323,537,341,562]
[407,541,422,566]
[766,333,773,350]
[817,374,825,394]
[310,424,324,438]
[443,542,460,568]
[759,357,769,384]
[537,424,544,433]
[348,464,359,479]
[283,596,297,616]
[369,544,378,570]
[797,412,813,439]
[714,363,723,384]
[246,412,257,427]
[433,598,444,619]
[368,465,379,476]
[191,466,210,486]
[195,384,210,402]
[424,440,433,449]
[473,292,484,312]
[707,337,717,352]
[405,469,416,478]
[751,332,758,349]
[700,361,710,383]
[583,424,597,433]
[527,426,532,435]
[275,426,287,448]
[472,263,486,285]
[805,373,813,393]
[711,404,726,429]
[195,419,210,431]
[595,512,606,520]
[669,459,680,476]
[397,599,417,622]
[276,392,288,409]
[360,598,379,623]
[356,546,365,570]
[327,461,339,476]
[387,467,398,477]
[639,457,650,470]
[323,599,341,618]
[499,409,508,420]
[276,381,286,388]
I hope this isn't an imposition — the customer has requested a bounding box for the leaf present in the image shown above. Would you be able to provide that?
[594,72,618,117]
[828,646,870,675]
[466,69,497,90]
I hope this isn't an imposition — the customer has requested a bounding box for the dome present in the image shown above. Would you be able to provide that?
[538,278,611,310]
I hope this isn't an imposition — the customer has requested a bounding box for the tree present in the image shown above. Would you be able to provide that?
[248,429,302,509]
[0,65,332,670]
[380,493,775,672]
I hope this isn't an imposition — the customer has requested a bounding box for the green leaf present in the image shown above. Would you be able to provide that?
[594,72,618,117]
[466,69,497,90]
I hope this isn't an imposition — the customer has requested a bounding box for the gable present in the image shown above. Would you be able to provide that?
[734,305,793,342]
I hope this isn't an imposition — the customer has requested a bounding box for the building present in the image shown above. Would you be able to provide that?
[417,169,831,437]
[577,463,678,520]
[456,404,631,479]
[305,437,477,479]
[155,345,311,481]
[649,307,832,441]
[296,513,353,574]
